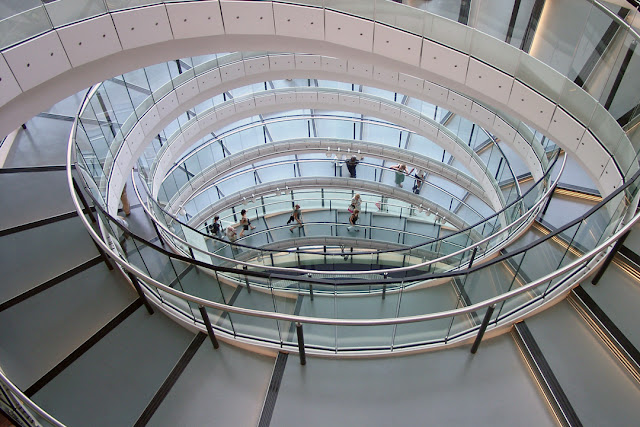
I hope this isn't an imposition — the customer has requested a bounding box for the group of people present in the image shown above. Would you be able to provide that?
[205,209,255,243]
[207,162,425,241]
[346,156,425,194]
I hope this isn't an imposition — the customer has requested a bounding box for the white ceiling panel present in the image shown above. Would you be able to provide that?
[318,92,339,104]
[244,57,270,76]
[398,73,423,93]
[373,24,422,67]
[423,80,448,104]
[373,67,399,85]
[219,62,245,82]
[140,105,161,136]
[254,93,276,107]
[359,98,380,112]
[274,2,324,40]
[196,68,222,92]
[599,159,622,193]
[466,58,513,105]
[548,107,585,152]
[325,11,373,53]
[3,32,72,92]
[470,103,495,128]
[221,1,275,35]
[493,116,516,143]
[197,111,218,130]
[321,56,347,73]
[380,103,400,119]
[234,98,256,114]
[175,80,199,105]
[275,92,296,104]
[0,54,22,107]
[338,94,359,108]
[574,131,608,178]
[347,61,373,79]
[447,91,471,114]
[419,119,438,140]
[215,104,236,121]
[507,81,556,131]
[400,110,420,128]
[269,54,295,71]
[166,1,224,39]
[156,91,179,118]
[421,40,469,84]
[295,55,322,70]
[112,5,173,50]
[296,92,317,103]
[57,15,121,68]
[182,121,201,142]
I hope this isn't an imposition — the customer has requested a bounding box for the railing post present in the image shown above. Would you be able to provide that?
[591,230,630,285]
[149,215,165,246]
[188,247,195,259]
[127,272,154,315]
[468,247,478,269]
[470,304,495,354]
[307,273,314,301]
[540,187,555,216]
[382,272,387,299]
[199,305,220,349]
[243,265,251,293]
[296,322,306,365]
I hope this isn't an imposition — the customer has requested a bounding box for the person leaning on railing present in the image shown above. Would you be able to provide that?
[347,209,360,232]
[390,164,414,188]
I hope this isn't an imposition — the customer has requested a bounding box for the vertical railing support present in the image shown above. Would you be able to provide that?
[296,323,306,365]
[188,247,195,259]
[307,273,314,301]
[243,265,251,293]
[199,305,220,349]
[468,247,478,269]
[470,304,495,354]
[382,272,388,299]
[128,272,154,315]
[540,187,555,217]
[592,230,630,285]
[149,216,165,246]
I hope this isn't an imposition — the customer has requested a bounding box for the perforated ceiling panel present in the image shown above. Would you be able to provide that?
[325,11,374,53]
[273,2,324,40]
[221,1,276,35]
[57,15,121,68]
[112,5,173,50]
[421,40,469,84]
[166,1,224,39]
[507,81,556,131]
[466,58,513,106]
[373,24,421,67]
[3,32,71,91]
[548,107,585,152]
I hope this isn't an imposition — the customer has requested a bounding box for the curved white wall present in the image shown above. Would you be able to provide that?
[0,1,628,198]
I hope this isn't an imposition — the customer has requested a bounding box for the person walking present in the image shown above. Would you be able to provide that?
[390,163,414,188]
[349,193,362,213]
[239,209,256,237]
[346,156,359,178]
[347,209,360,232]
[412,170,425,194]
[289,204,303,232]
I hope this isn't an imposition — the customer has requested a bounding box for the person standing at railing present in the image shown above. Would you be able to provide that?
[412,170,425,194]
[346,156,360,178]
[347,209,360,232]
[349,193,362,213]
[207,215,222,237]
[239,209,256,237]
[289,204,303,232]
[390,164,414,188]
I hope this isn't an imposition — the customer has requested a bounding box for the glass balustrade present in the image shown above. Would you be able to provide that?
[69,154,639,354]
[126,151,560,283]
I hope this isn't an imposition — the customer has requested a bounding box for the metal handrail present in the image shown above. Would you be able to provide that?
[68,135,640,327]
[0,369,65,427]
[130,153,562,275]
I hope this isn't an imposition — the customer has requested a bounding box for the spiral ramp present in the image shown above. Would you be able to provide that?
[1,1,640,426]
